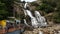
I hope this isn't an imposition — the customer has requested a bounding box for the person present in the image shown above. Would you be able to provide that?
[5,22,10,32]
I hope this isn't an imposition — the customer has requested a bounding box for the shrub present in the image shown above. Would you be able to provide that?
[53,12,60,23]
[36,3,54,13]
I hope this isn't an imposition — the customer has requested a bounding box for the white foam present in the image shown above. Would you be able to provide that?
[26,10,33,18]
[31,17,38,28]
[24,3,28,8]
[35,11,47,27]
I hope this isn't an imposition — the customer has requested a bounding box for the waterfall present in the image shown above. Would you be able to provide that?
[26,10,34,18]
[24,4,39,28]
[25,9,39,28]
[31,17,38,28]
[24,3,28,9]
[24,19,30,26]
[20,0,47,28]
[35,11,41,22]
[40,16,47,26]
[24,2,33,18]
[35,11,47,27]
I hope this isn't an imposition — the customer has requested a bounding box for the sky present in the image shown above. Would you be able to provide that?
[21,0,37,2]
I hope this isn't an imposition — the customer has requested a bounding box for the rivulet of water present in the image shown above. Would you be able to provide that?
[35,11,47,27]
[20,0,47,28]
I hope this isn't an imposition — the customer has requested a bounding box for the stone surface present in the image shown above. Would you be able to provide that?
[23,24,60,34]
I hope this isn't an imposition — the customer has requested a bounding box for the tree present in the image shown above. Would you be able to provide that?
[0,1,9,20]
[36,3,54,13]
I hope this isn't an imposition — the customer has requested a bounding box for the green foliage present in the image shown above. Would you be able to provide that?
[0,1,8,20]
[31,2,39,6]
[41,0,57,7]
[36,3,54,13]
[37,0,60,23]
[0,0,20,20]
[20,14,25,20]
[35,0,57,13]
[0,0,15,20]
[53,12,60,23]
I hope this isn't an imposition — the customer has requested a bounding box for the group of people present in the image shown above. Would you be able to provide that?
[5,19,20,32]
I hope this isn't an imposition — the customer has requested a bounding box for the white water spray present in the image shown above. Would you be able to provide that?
[20,0,47,28]
[39,16,47,26]
[26,10,34,18]
[31,17,38,28]
[21,0,39,28]
[24,2,28,9]
[35,11,47,27]
[35,11,41,22]
[24,2,33,18]
[24,19,30,26]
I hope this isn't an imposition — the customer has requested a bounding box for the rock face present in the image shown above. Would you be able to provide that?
[23,24,60,34]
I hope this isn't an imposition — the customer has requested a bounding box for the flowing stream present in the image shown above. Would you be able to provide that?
[6,30,20,34]
[22,0,47,28]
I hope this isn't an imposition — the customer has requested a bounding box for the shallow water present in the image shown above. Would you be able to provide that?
[6,30,21,34]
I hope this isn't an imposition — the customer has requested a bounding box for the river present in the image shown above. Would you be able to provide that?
[6,30,21,34]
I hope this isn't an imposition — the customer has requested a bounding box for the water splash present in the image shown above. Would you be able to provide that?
[25,10,38,28]
[24,19,30,26]
[24,3,28,9]
[20,0,47,28]
[35,11,47,27]
[31,17,38,28]
[35,11,41,22]
[22,0,39,28]
[26,10,34,18]
[39,16,47,26]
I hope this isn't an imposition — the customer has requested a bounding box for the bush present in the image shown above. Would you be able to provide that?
[31,2,39,6]
[53,12,60,23]
[36,3,54,13]
[42,0,57,7]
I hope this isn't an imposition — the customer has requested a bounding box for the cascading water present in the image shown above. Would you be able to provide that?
[24,2,28,9]
[35,11,47,27]
[26,10,34,18]
[24,19,30,26]
[35,11,41,22]
[39,16,47,26]
[20,0,47,28]
[24,9,38,28]
[24,2,34,18]
[21,0,39,28]
[25,7,38,28]
[31,17,38,28]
